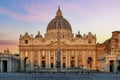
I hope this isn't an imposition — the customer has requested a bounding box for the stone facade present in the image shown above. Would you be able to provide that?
[19,7,97,72]
[98,31,120,72]
[0,49,19,73]
[105,31,120,72]
[19,7,120,72]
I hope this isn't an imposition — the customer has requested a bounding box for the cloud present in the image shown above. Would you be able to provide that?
[0,30,18,40]
[0,40,18,46]
[0,4,53,23]
[0,33,11,38]
[0,1,88,23]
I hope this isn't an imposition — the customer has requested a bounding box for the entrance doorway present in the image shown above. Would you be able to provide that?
[3,60,7,72]
[87,57,92,68]
[118,60,120,72]
[110,60,114,72]
[71,61,75,68]
[63,63,66,68]
[51,63,54,68]
[24,57,28,71]
[42,61,46,68]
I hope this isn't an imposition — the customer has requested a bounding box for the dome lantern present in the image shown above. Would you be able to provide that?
[56,6,62,17]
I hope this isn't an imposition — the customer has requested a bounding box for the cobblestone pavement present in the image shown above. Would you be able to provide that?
[0,73,120,80]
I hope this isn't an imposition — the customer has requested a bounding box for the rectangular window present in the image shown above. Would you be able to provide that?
[25,40,28,44]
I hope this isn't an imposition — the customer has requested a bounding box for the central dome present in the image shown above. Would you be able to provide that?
[46,7,72,32]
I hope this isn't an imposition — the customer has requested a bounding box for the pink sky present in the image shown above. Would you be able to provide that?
[0,0,120,53]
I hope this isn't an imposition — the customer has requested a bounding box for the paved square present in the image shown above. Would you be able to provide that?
[0,73,120,80]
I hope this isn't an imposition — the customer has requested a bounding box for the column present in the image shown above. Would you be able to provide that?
[54,50,56,68]
[75,50,78,67]
[66,50,68,68]
[68,50,70,68]
[83,50,86,68]
[93,51,96,69]
[61,50,63,68]
[1,60,2,73]
[30,51,34,71]
[105,60,110,72]
[42,50,46,68]
[38,51,40,67]
[78,51,80,68]
[39,51,42,68]
[48,50,50,68]
[9,59,11,72]
[114,60,117,72]
[47,50,50,68]
[46,50,49,68]
[20,51,24,71]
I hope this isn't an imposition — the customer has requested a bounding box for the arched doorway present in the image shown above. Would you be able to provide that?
[87,57,92,68]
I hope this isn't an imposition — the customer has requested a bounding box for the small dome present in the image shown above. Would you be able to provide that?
[76,31,82,38]
[46,7,72,32]
[35,31,42,38]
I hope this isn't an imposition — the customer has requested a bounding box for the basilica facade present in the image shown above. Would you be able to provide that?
[19,7,120,72]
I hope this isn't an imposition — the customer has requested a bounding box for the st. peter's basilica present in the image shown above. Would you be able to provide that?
[18,7,120,73]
